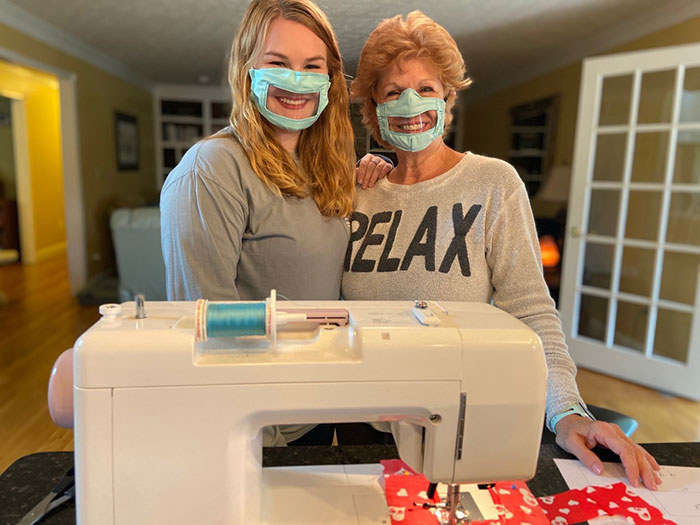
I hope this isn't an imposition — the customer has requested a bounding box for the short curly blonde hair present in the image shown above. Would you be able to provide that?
[351,11,472,149]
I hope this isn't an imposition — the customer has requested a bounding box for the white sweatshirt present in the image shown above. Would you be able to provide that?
[342,152,585,430]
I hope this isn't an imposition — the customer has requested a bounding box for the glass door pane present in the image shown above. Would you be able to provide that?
[614,301,648,352]
[582,243,614,289]
[667,193,700,246]
[653,309,692,363]
[680,66,700,122]
[593,134,626,181]
[599,74,633,125]
[625,191,663,241]
[659,251,700,305]
[578,295,608,342]
[619,247,655,297]
[674,131,700,184]
[631,132,668,183]
[588,190,620,236]
[637,69,676,124]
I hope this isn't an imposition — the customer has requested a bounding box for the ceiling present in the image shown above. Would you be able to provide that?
[3,0,700,100]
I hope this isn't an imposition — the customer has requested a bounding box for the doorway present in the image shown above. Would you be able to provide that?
[0,60,65,267]
[0,53,85,294]
[0,95,20,264]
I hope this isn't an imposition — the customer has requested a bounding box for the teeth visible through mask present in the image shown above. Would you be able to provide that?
[388,112,436,134]
[399,123,424,131]
[278,97,306,106]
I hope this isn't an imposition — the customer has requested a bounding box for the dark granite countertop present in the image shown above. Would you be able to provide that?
[1,443,698,524]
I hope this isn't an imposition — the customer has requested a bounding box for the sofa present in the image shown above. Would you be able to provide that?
[110,207,167,301]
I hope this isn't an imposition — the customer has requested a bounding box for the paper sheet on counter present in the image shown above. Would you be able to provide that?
[554,458,700,525]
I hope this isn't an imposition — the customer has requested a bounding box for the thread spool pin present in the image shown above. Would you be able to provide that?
[99,304,122,320]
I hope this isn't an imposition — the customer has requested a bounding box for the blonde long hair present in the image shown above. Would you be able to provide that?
[228,0,355,217]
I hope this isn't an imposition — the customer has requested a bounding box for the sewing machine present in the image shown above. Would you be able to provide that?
[72,297,547,524]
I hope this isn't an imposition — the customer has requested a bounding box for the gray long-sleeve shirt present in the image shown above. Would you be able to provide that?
[160,132,349,302]
[342,152,585,430]
[160,132,349,445]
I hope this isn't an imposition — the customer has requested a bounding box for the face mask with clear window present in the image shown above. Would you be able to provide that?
[249,67,330,131]
[376,88,446,152]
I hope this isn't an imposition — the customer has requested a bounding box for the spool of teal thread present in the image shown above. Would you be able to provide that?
[205,302,267,338]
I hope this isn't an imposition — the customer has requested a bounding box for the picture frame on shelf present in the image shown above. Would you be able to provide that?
[115,112,139,171]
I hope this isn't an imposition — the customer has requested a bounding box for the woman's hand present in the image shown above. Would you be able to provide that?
[356,154,392,189]
[555,415,662,490]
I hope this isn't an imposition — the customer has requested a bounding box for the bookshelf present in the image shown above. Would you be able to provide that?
[508,96,558,197]
[154,86,231,187]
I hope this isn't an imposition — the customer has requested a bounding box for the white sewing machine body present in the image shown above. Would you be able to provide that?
[73,300,546,524]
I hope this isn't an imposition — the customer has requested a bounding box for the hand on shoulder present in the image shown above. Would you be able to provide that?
[356,154,393,189]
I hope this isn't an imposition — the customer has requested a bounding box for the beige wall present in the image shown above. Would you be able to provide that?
[0,22,156,278]
[462,16,700,173]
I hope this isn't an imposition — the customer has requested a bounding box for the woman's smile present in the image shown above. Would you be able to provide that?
[268,85,317,117]
[389,112,436,134]
[276,94,309,109]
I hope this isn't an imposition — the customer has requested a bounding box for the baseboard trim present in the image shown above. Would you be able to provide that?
[35,241,67,262]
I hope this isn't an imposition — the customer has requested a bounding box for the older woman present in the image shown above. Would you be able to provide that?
[342,11,661,490]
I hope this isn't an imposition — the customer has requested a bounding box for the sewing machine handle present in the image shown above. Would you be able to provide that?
[48,349,74,429]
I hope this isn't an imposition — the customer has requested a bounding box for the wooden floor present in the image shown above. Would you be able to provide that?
[0,255,98,473]
[1,256,699,473]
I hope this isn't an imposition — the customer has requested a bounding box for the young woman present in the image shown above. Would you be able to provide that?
[48,0,390,446]
[159,0,388,446]
[342,11,661,490]
[163,0,372,303]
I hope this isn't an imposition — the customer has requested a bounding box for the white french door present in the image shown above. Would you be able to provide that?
[560,43,700,399]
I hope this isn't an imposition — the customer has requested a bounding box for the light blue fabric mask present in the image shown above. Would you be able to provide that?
[249,67,330,131]
[376,89,446,152]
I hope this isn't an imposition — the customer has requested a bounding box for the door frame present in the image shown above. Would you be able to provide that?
[0,47,86,294]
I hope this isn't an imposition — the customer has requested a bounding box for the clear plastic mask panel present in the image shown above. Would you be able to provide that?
[265,85,321,120]
[387,110,438,134]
